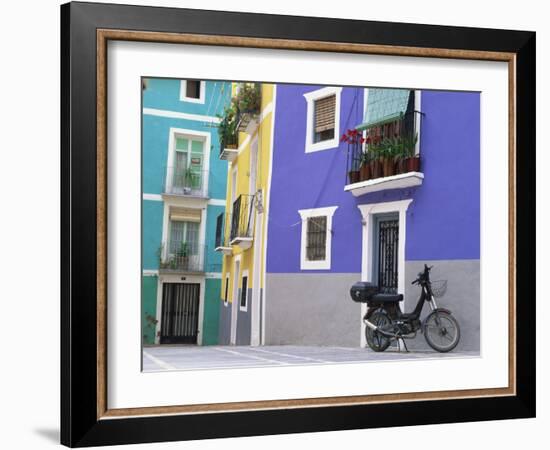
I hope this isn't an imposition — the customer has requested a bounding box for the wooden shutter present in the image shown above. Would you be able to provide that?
[314,95,336,133]
[170,207,201,222]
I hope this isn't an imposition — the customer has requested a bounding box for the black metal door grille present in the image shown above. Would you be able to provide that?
[160,283,200,344]
[378,219,399,294]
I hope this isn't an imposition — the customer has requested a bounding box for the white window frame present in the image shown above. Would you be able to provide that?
[303,86,342,153]
[239,269,249,312]
[160,202,206,263]
[166,127,210,196]
[179,80,206,104]
[298,206,338,270]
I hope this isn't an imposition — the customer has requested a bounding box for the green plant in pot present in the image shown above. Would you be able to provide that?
[359,151,371,181]
[235,83,261,114]
[176,241,190,270]
[389,135,406,174]
[218,105,238,149]
[368,140,383,179]
[402,133,419,172]
[377,138,393,177]
[184,168,199,193]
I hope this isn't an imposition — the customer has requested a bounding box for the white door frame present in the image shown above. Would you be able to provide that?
[357,199,412,347]
[230,256,241,345]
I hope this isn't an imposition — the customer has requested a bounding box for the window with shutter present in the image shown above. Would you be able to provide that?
[313,95,336,143]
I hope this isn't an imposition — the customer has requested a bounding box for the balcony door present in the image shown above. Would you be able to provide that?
[171,136,204,194]
[169,219,200,271]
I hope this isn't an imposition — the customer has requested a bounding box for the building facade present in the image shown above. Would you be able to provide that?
[216,83,276,346]
[264,85,480,351]
[141,78,231,345]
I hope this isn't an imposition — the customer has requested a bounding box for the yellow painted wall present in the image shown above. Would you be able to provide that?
[221,83,274,303]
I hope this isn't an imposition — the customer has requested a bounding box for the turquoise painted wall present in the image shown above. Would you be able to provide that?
[142,114,228,199]
[202,278,221,345]
[142,200,163,270]
[142,79,230,345]
[205,204,225,273]
[143,78,231,117]
[142,276,158,345]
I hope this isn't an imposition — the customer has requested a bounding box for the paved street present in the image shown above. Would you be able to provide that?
[142,345,479,372]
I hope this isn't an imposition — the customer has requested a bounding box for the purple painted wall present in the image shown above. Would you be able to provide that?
[266,86,480,273]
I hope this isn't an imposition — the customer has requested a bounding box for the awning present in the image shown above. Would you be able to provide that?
[356,88,411,130]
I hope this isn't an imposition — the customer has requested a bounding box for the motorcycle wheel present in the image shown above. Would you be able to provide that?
[423,310,461,352]
[365,310,392,352]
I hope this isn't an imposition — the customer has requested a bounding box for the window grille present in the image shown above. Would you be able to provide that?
[306,216,327,261]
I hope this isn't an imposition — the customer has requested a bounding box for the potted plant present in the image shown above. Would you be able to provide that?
[176,242,190,270]
[377,138,393,178]
[348,167,360,184]
[234,83,261,114]
[218,105,238,149]
[369,142,383,179]
[402,133,419,172]
[359,151,371,181]
[183,168,198,194]
[340,129,362,184]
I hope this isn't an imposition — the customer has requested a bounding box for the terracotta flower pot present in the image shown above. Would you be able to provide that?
[360,164,371,181]
[407,156,420,172]
[370,159,382,179]
[348,170,360,184]
[382,157,395,177]
[397,158,408,174]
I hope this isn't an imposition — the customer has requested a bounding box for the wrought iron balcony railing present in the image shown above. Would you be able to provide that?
[163,167,208,198]
[159,242,206,273]
[230,194,255,245]
[215,212,231,248]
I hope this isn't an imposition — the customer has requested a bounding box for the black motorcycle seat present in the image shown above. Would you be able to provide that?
[370,293,404,303]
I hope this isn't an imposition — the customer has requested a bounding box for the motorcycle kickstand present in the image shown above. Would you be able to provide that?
[397,336,409,353]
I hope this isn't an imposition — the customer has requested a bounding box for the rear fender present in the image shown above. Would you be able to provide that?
[364,306,391,321]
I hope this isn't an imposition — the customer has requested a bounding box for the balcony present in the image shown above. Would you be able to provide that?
[344,111,423,196]
[159,242,206,274]
[163,168,208,198]
[229,194,255,249]
[214,212,233,255]
[219,132,238,162]
[235,83,261,133]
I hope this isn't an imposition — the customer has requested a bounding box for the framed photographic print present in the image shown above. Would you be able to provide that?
[60,1,535,447]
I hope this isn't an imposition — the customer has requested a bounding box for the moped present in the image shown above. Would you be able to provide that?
[350,264,460,352]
